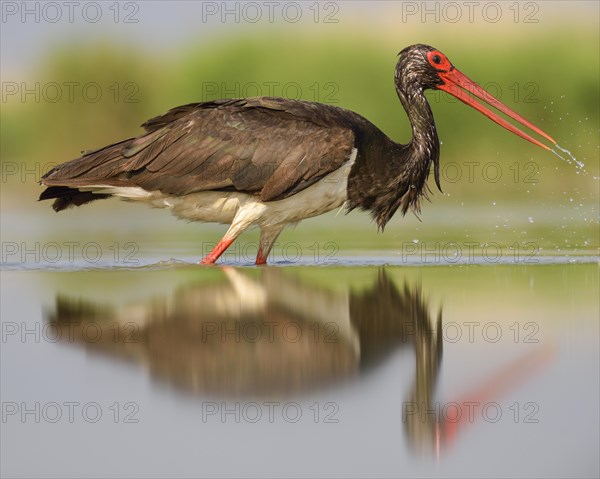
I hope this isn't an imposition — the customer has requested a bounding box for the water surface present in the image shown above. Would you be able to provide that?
[1,261,598,478]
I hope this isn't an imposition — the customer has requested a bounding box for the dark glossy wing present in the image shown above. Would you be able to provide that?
[41,97,357,201]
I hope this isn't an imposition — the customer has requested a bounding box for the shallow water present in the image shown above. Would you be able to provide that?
[1,261,598,478]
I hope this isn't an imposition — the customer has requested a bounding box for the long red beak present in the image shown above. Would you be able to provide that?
[437,68,556,151]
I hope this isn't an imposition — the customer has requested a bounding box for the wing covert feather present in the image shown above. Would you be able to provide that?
[42,98,358,201]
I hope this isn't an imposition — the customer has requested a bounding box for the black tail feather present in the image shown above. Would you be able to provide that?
[39,186,111,212]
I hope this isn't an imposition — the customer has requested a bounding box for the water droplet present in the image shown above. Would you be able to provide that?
[552,144,587,174]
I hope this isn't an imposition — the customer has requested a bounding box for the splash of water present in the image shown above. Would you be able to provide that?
[551,144,587,176]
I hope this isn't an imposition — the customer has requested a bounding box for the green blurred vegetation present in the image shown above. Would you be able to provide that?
[3,29,598,189]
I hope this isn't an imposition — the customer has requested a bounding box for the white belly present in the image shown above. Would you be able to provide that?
[87,148,356,230]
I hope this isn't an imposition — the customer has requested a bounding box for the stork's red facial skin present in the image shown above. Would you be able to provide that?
[428,50,556,151]
[427,50,453,71]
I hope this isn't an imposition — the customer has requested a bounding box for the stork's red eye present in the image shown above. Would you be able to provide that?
[427,51,451,70]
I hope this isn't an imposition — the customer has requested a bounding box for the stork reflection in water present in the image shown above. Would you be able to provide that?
[46,268,552,454]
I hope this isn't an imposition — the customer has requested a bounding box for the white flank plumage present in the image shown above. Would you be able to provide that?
[87,148,357,231]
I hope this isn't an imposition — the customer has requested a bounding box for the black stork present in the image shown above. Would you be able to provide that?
[39,44,556,265]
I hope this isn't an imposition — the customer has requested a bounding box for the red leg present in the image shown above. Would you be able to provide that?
[255,225,284,266]
[200,237,234,265]
[255,247,268,265]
